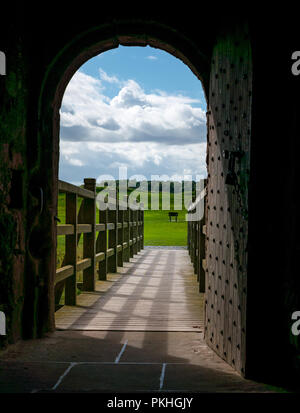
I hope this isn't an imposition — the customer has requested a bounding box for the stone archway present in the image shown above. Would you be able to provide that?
[34,19,211,338]
[1,7,299,390]
[34,19,253,378]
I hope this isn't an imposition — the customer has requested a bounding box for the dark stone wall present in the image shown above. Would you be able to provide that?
[0,2,214,348]
[0,5,299,387]
[0,15,29,345]
[246,16,300,387]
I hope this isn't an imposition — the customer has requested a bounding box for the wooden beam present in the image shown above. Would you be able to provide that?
[57,224,74,236]
[141,204,144,249]
[97,209,107,280]
[65,192,77,305]
[95,223,105,232]
[77,224,92,234]
[82,178,96,291]
[123,196,131,262]
[108,193,118,272]
[55,265,74,285]
[107,248,114,257]
[118,200,124,267]
[77,258,92,272]
[59,180,95,199]
[95,252,105,263]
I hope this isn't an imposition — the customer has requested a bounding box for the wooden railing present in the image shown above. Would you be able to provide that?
[55,178,144,306]
[187,185,206,293]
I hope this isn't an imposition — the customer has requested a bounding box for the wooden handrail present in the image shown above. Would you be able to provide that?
[55,178,144,307]
[187,180,207,293]
[58,179,95,199]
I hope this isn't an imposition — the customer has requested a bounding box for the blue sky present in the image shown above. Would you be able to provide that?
[81,46,206,105]
[59,45,207,185]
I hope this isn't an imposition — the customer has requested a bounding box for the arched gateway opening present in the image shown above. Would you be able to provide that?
[2,8,300,394]
[27,20,253,384]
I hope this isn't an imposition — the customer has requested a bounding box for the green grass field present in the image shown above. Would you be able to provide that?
[144,207,188,246]
[56,190,190,268]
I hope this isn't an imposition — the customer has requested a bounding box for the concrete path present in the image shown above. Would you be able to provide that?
[0,248,281,393]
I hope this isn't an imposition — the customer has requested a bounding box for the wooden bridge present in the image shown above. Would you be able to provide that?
[55,177,205,332]
[0,178,276,393]
[56,248,204,332]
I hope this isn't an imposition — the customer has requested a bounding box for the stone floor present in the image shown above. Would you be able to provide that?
[0,248,289,394]
[0,331,281,393]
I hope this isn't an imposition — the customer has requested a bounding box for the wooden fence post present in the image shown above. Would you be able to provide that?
[65,192,77,305]
[123,196,130,262]
[199,218,206,292]
[199,192,206,293]
[191,221,195,265]
[187,181,207,291]
[108,196,118,273]
[129,207,134,258]
[118,198,124,267]
[133,208,138,255]
[191,221,193,258]
[188,220,191,256]
[195,221,199,276]
[140,203,144,250]
[98,208,108,280]
[137,207,141,252]
[82,178,96,291]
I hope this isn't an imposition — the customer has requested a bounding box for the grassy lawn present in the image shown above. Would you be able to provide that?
[144,208,187,246]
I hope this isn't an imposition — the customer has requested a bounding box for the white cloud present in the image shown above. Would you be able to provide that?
[99,68,120,84]
[59,69,207,183]
[146,55,158,60]
[60,140,207,184]
[68,158,84,166]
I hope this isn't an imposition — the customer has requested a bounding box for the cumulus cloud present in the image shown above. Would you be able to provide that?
[59,140,207,184]
[99,68,120,84]
[59,68,207,183]
[60,71,206,144]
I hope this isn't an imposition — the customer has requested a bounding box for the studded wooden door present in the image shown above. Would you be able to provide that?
[204,28,252,376]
